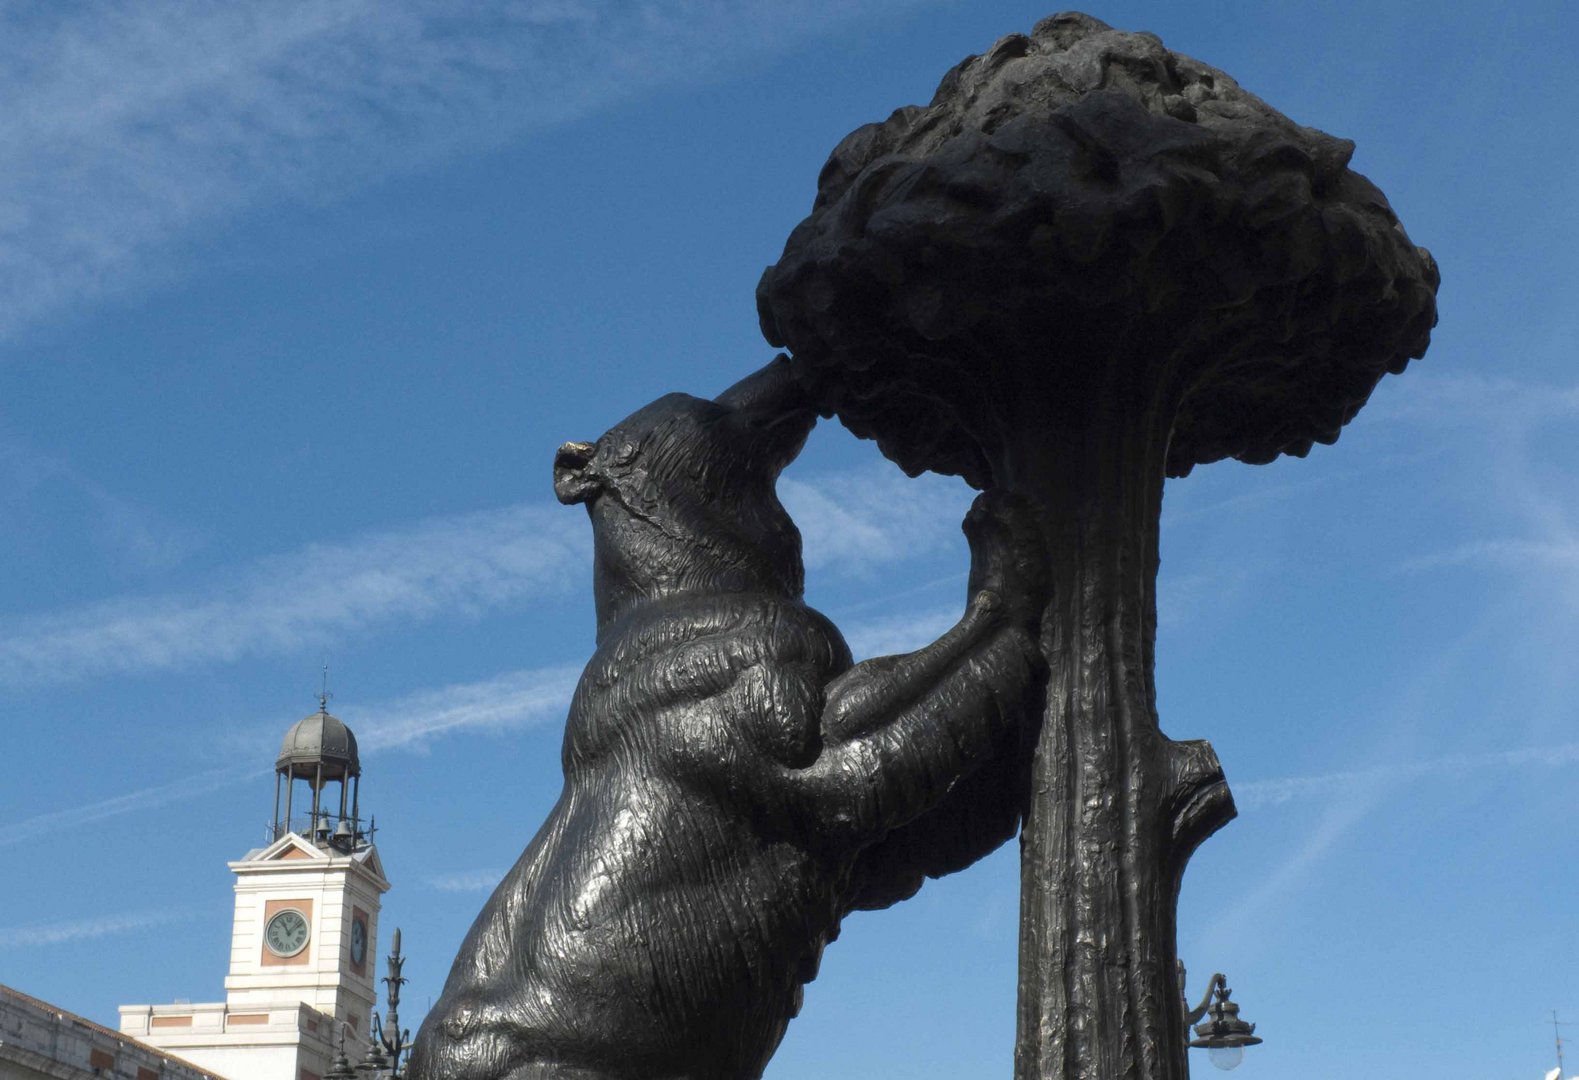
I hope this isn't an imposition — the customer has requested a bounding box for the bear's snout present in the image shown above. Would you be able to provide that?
[554,441,601,505]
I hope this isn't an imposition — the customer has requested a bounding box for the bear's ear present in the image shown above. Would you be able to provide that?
[553,441,601,505]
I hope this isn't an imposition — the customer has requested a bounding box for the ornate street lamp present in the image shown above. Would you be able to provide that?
[358,927,411,1079]
[325,1033,357,1080]
[1187,973,1262,1071]
[355,1037,389,1078]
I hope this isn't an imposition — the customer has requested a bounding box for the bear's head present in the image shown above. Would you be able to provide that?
[554,355,818,638]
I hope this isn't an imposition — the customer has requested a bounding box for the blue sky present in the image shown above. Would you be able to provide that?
[1,2,1575,1078]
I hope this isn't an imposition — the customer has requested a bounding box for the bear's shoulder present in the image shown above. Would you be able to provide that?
[564,591,851,774]
[589,592,848,675]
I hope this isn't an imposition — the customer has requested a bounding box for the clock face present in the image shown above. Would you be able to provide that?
[265,909,310,958]
[350,917,367,965]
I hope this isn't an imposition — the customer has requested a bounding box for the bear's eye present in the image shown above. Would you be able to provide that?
[611,441,639,466]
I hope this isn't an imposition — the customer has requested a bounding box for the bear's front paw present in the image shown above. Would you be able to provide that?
[963,491,1048,626]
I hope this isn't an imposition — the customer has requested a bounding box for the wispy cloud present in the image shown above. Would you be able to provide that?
[1400,538,1579,574]
[1370,373,1579,428]
[840,603,960,659]
[1202,780,1383,950]
[0,910,186,949]
[1156,562,1268,629]
[1,663,579,847]
[1366,374,1579,613]
[0,503,586,686]
[1161,473,1338,528]
[0,0,935,342]
[0,765,262,848]
[0,431,202,573]
[351,664,580,754]
[1199,602,1543,952]
[1,588,984,846]
[782,465,973,577]
[0,458,989,841]
[1236,741,1579,810]
[0,457,979,688]
[425,869,506,893]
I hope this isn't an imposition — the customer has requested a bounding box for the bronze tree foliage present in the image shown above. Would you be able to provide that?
[758,12,1437,483]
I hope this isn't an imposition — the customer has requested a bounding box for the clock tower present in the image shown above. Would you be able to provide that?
[120,700,391,1080]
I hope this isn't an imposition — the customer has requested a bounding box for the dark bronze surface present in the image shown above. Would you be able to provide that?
[415,11,1439,1077]
[756,12,1437,1079]
[366,927,412,1079]
[409,356,1048,1080]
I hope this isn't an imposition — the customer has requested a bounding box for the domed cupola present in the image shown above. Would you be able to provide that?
[276,707,360,780]
[270,687,368,851]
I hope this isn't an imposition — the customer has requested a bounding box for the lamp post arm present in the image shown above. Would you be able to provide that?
[1183,971,1226,1027]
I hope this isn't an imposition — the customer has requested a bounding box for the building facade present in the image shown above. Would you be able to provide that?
[1,983,227,1080]
[118,704,389,1080]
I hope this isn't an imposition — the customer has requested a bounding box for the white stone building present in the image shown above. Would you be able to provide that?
[118,704,390,1080]
[1,983,227,1080]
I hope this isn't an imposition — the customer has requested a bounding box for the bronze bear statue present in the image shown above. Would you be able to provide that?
[408,357,1045,1080]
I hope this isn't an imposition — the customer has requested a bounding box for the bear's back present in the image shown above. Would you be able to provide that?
[451,591,853,1076]
[563,590,851,796]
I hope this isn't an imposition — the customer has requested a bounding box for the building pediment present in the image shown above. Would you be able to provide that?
[246,833,326,864]
[351,845,387,886]
[228,834,388,892]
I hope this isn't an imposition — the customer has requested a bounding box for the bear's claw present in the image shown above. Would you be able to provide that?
[963,491,1048,625]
